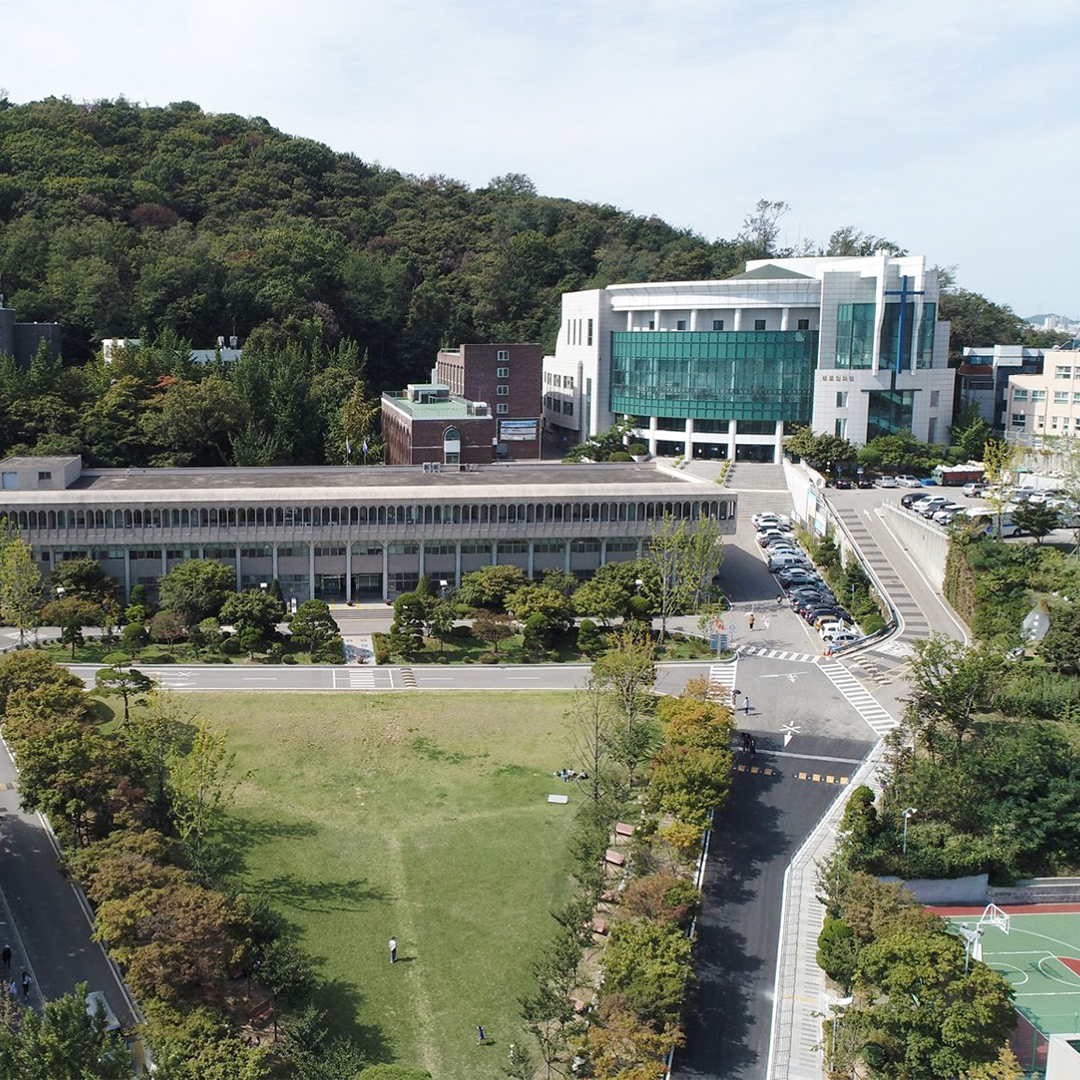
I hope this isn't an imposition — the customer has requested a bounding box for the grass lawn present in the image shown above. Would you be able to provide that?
[190,691,581,1079]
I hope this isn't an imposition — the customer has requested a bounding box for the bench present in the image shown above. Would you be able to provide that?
[614,822,635,839]
[591,916,608,936]
[600,889,619,904]
[248,1000,276,1028]
[604,849,626,867]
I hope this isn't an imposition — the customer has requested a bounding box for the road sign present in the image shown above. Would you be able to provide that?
[727,623,736,633]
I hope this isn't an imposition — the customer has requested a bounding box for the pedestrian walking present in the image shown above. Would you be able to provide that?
[732,688,741,707]
[1,944,10,972]
[389,937,397,964]
[20,971,30,1000]
[477,1025,485,1044]
[748,613,755,631]
[776,594,784,606]
[749,737,756,755]
[743,697,751,715]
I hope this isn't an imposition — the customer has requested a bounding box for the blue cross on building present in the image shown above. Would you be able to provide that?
[883,274,924,378]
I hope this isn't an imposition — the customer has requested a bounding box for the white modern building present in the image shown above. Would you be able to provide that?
[543,254,953,462]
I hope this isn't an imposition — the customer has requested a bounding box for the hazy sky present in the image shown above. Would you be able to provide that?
[5,0,1078,318]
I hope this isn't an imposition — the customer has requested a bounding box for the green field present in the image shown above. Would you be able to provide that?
[192,690,581,1079]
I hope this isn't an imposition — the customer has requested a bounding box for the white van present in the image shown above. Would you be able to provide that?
[964,506,1022,538]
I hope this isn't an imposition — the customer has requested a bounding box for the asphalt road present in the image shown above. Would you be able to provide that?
[673,733,872,1080]
[0,741,136,1028]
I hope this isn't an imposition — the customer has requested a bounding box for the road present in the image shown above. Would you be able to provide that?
[675,733,873,1080]
[0,740,137,1029]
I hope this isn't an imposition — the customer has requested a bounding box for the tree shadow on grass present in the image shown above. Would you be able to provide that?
[214,815,319,877]
[252,872,388,913]
[309,975,394,1064]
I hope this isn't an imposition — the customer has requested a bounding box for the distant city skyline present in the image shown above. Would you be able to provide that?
[4,0,1078,318]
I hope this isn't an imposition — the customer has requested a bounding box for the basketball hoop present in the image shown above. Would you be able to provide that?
[978,903,1011,936]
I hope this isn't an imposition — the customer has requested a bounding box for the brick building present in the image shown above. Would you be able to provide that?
[382,344,543,466]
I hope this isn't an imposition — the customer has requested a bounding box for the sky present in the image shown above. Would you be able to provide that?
[5,0,1079,319]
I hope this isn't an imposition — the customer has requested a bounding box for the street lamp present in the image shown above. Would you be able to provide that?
[259,581,267,592]
[902,807,918,855]
[55,585,65,600]
[828,995,854,1075]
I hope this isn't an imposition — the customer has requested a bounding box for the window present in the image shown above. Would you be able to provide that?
[1074,392,1080,404]
[754,319,767,331]
[587,319,593,346]
[1056,366,1072,379]
[1032,390,1047,402]
[927,417,938,444]
[565,402,574,416]
[497,366,509,378]
[648,321,655,331]
[497,349,509,361]
[565,377,574,390]
[836,391,848,408]
[37,471,52,482]
[930,390,940,407]
[1,473,16,490]
[1012,388,1029,401]
[1011,414,1027,427]
[496,403,508,414]
[676,320,687,331]
[1056,391,1070,404]
[835,418,848,439]
[797,318,810,331]
[712,319,724,331]
[1052,416,1061,429]
[497,385,509,396]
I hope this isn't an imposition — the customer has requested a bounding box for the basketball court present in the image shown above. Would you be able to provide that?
[933,903,1080,1073]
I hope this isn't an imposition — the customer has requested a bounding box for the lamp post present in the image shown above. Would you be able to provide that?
[828,995,854,1075]
[55,585,65,601]
[902,807,918,855]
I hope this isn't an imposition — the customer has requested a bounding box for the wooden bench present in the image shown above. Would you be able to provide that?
[600,889,619,904]
[614,822,635,839]
[604,848,626,867]
[591,916,608,935]
[248,1000,276,1028]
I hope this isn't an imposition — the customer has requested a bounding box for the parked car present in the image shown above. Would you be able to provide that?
[857,476,875,489]
[875,476,898,488]
[917,497,950,517]
[901,492,930,509]
[932,503,963,524]
[768,554,809,571]
[819,620,854,638]
[757,529,787,547]
[822,630,861,648]
[811,608,851,628]
[833,477,854,490]
[777,570,821,588]
[752,512,791,529]
[961,482,985,498]
[895,475,922,488]
[793,595,837,616]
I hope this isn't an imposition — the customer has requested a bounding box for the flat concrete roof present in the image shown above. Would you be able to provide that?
[0,462,716,505]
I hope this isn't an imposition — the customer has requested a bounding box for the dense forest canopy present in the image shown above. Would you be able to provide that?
[0,95,1067,467]
[0,95,752,382]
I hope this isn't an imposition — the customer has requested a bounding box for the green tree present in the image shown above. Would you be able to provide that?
[1010,500,1061,542]
[41,596,103,658]
[0,532,42,645]
[981,437,1019,539]
[219,589,285,640]
[573,560,646,625]
[94,665,155,722]
[905,635,1008,763]
[388,592,426,657]
[158,560,236,624]
[601,919,694,1027]
[591,625,656,733]
[49,556,117,605]
[140,373,248,466]
[851,923,1015,1080]
[785,426,856,475]
[167,719,241,874]
[950,403,992,462]
[458,564,530,611]
[288,599,341,656]
[2,982,131,1079]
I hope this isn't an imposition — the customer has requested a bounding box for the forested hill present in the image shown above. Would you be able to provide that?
[0,95,746,381]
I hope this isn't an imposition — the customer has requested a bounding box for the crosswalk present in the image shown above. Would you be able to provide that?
[740,645,821,665]
[337,668,380,689]
[707,663,737,701]
[817,661,899,737]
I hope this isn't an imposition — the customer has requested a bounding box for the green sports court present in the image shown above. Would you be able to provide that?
[934,904,1080,1073]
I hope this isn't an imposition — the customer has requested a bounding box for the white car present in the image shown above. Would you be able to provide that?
[819,620,854,638]
[895,475,922,488]
[932,503,963,524]
[875,476,898,488]
[822,629,861,647]
[961,482,985,498]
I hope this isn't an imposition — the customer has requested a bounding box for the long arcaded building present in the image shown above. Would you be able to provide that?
[0,456,737,603]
